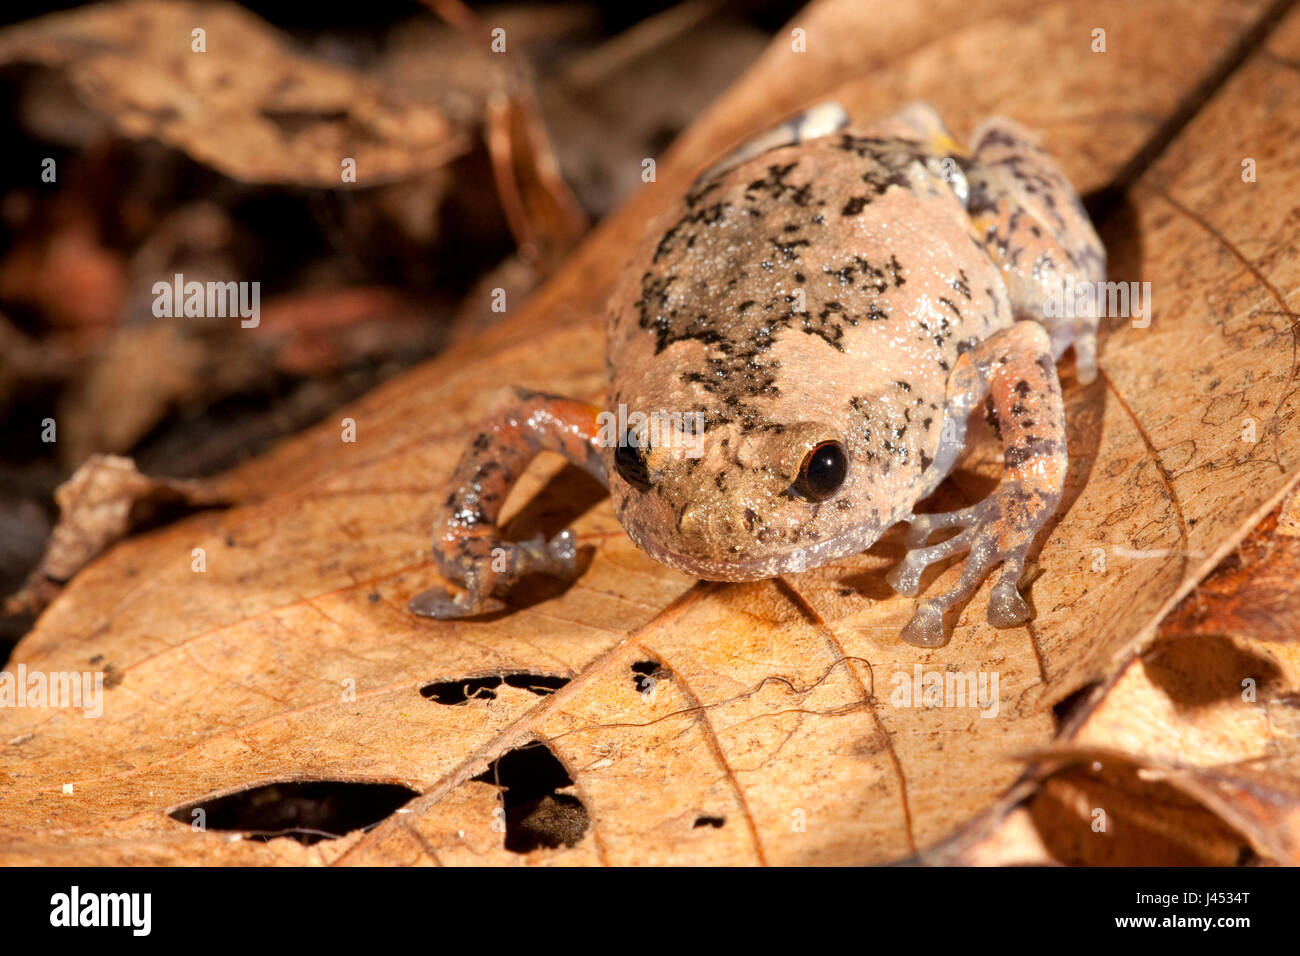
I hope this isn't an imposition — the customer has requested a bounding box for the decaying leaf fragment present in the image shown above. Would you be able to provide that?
[0,0,468,187]
[6,455,224,616]
[1043,488,1300,865]
[925,485,1300,865]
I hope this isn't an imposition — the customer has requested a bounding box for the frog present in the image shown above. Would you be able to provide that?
[408,101,1106,648]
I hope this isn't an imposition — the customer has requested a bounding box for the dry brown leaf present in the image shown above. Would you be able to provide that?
[922,487,1300,865]
[2,0,1298,865]
[56,321,243,464]
[0,208,128,332]
[0,0,468,187]
[914,800,1057,866]
[1036,490,1300,864]
[6,455,225,617]
[1023,750,1266,866]
[417,0,589,269]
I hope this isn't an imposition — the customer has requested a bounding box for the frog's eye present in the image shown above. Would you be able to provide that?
[793,440,848,501]
[615,429,653,491]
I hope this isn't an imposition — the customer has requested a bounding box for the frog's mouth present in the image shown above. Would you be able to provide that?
[623,521,884,582]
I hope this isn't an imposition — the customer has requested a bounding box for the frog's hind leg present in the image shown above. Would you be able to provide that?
[696,101,848,182]
[967,116,1107,383]
[409,388,607,620]
[887,321,1067,647]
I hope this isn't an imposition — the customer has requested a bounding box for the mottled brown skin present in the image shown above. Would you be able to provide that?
[412,102,1105,647]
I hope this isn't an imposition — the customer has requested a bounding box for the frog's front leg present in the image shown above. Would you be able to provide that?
[409,388,607,619]
[887,321,1067,647]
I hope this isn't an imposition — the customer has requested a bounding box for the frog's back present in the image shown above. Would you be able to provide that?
[607,127,1013,434]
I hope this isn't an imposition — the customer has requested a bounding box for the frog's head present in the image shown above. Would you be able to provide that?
[606,412,890,580]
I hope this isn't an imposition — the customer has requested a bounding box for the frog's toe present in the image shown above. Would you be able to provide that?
[900,507,974,549]
[413,529,584,621]
[884,564,920,597]
[983,550,1032,626]
[987,587,1030,628]
[548,528,579,571]
[408,585,506,620]
[897,488,1046,643]
[1073,325,1099,385]
[899,569,981,648]
[516,528,581,579]
[987,572,1031,627]
[887,527,973,596]
[897,538,985,647]
[900,603,948,648]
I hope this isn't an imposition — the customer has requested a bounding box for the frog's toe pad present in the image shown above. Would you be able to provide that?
[900,603,949,648]
[511,528,581,580]
[885,563,922,598]
[987,581,1031,628]
[544,528,579,574]
[408,586,506,620]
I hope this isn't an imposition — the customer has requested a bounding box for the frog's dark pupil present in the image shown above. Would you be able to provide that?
[615,431,653,491]
[797,441,848,501]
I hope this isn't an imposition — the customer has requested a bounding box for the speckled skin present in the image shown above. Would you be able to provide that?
[411,103,1105,647]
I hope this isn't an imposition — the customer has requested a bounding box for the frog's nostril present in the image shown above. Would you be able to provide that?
[678,503,758,549]
[677,504,701,537]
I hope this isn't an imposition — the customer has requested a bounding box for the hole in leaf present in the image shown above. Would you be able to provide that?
[422,676,502,704]
[631,659,671,694]
[473,741,588,853]
[420,673,569,705]
[694,815,726,829]
[168,781,418,845]
[1051,681,1098,726]
[502,673,568,696]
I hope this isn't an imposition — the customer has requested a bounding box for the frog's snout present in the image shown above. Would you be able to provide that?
[676,500,762,555]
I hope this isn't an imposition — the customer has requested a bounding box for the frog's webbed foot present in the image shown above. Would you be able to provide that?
[889,321,1067,647]
[887,490,1047,646]
[409,389,606,621]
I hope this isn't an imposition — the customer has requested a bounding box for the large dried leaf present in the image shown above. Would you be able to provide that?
[0,0,467,186]
[2,0,1298,865]
[1044,487,1300,865]
[920,485,1300,866]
